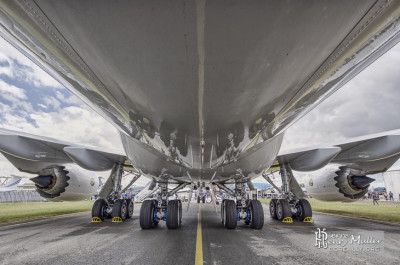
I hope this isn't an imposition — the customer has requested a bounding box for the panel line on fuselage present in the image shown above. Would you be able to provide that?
[196,0,206,182]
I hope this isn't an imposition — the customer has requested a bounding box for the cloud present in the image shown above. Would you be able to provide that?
[0,37,63,89]
[0,37,123,178]
[0,79,27,99]
[282,42,400,151]
[42,96,61,110]
[1,105,123,153]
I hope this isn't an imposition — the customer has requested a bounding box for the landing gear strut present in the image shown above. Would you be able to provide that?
[265,163,313,222]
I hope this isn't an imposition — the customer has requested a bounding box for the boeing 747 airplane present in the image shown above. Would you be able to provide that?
[1,0,400,229]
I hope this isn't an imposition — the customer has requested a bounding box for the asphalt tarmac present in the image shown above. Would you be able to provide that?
[0,203,399,265]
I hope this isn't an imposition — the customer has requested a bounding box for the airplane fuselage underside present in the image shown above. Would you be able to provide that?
[120,131,284,183]
[1,0,400,183]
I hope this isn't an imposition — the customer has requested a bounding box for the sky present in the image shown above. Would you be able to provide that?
[1,36,400,188]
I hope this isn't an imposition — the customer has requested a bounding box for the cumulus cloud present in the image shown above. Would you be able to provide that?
[0,37,63,89]
[0,36,123,178]
[0,79,27,99]
[282,43,400,151]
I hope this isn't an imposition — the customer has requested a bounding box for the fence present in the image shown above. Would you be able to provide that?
[0,190,43,203]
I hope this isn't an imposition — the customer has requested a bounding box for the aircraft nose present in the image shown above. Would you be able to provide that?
[30,176,53,188]
[351,175,375,189]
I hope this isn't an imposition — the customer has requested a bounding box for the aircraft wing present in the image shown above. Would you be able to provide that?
[0,128,134,173]
[267,129,400,175]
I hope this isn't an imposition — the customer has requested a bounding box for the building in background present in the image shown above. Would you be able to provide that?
[0,176,43,203]
[382,167,400,201]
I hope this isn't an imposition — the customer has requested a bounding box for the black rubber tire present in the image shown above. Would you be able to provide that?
[202,196,206,203]
[275,199,292,221]
[221,200,225,224]
[269,199,277,219]
[249,200,264,229]
[178,200,183,225]
[223,200,237,229]
[112,199,127,220]
[140,200,156,229]
[297,199,312,221]
[125,199,134,219]
[166,200,180,229]
[92,199,106,221]
[197,196,200,203]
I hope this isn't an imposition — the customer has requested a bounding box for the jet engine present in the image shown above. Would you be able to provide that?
[304,165,374,202]
[30,165,98,201]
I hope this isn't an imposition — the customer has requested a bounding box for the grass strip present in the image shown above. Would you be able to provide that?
[259,198,400,224]
[0,201,93,223]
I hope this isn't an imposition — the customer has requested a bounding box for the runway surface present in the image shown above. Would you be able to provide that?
[0,203,399,265]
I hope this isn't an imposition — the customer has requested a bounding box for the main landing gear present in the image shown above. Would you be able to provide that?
[140,182,186,229]
[216,182,264,229]
[265,163,313,222]
[91,163,139,222]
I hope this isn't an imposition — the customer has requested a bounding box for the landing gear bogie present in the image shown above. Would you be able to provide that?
[269,198,313,222]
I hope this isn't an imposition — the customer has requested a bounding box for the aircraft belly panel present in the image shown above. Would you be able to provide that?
[121,131,283,182]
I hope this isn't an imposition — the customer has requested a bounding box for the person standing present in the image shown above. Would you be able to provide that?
[389,191,394,201]
[373,192,379,205]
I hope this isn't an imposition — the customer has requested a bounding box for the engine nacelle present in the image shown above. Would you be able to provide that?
[304,164,374,202]
[30,165,98,201]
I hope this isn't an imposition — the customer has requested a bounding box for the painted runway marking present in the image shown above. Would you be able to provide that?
[195,204,203,265]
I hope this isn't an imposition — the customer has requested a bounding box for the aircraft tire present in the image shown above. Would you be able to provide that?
[223,200,237,229]
[269,199,277,219]
[197,196,200,203]
[166,200,180,229]
[276,199,291,221]
[125,199,134,219]
[112,199,127,220]
[221,200,225,224]
[250,200,264,229]
[178,199,183,224]
[140,200,156,229]
[297,199,312,221]
[202,196,206,203]
[92,199,106,221]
